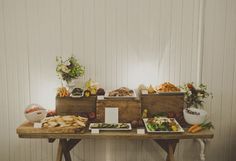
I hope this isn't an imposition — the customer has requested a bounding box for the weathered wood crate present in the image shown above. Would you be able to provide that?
[141,94,184,115]
[56,96,97,115]
[96,98,141,123]
[141,94,186,125]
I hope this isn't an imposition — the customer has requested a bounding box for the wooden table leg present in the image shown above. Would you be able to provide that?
[167,142,175,161]
[196,139,206,161]
[56,139,81,161]
[60,139,71,161]
[154,139,179,161]
[56,140,63,161]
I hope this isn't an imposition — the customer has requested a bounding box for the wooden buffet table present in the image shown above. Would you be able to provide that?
[17,122,213,161]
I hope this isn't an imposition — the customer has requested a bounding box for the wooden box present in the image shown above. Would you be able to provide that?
[141,94,185,117]
[96,98,141,123]
[140,94,186,126]
[56,96,97,115]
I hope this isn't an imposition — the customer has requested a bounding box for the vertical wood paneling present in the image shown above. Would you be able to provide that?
[84,0,96,82]
[172,0,183,85]
[204,0,227,161]
[1,0,236,161]
[220,0,234,160]
[94,0,106,87]
[229,2,236,161]
[203,0,236,161]
[191,0,200,82]
[180,0,194,83]
[60,0,73,57]
[116,0,128,88]
[150,0,161,85]
[15,0,32,160]
[3,1,21,161]
[106,0,117,89]
[72,0,86,88]
[159,0,172,83]
[0,1,10,161]
[230,33,236,161]
[27,0,44,160]
[127,0,140,89]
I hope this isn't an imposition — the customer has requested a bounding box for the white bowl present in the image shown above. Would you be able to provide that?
[183,108,207,125]
[24,104,47,123]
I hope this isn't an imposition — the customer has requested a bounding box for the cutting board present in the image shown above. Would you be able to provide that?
[16,122,85,134]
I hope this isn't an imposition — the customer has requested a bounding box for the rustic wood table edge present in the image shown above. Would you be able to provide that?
[16,123,214,161]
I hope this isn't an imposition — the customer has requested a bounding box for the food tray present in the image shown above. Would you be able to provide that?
[143,118,184,133]
[104,90,137,99]
[141,90,185,95]
[89,123,132,131]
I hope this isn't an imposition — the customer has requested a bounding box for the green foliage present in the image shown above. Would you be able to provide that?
[181,82,213,108]
[56,55,85,83]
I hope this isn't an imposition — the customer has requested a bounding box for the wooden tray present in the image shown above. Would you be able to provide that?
[16,122,86,134]
[104,90,137,99]
[89,123,132,131]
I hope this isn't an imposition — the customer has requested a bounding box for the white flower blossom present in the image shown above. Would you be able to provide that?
[198,93,203,97]
[61,64,70,73]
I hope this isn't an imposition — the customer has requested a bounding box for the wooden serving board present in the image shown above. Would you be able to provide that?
[16,122,85,134]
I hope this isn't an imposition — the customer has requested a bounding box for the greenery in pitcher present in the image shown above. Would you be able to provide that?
[181,83,212,109]
[56,55,85,83]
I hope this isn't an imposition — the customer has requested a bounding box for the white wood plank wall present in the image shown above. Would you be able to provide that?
[0,0,235,161]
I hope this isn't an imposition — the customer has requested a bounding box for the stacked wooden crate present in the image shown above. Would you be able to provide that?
[56,94,184,124]
[96,98,141,123]
[56,96,97,115]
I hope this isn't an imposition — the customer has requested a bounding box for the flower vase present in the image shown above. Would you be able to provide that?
[65,79,78,93]
[183,107,208,125]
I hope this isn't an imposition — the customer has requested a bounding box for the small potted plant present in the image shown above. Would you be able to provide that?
[181,83,212,125]
[56,55,85,91]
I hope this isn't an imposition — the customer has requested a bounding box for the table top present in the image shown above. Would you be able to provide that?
[16,122,214,140]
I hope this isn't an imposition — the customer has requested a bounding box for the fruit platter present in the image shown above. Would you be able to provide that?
[143,117,184,133]
[89,123,132,131]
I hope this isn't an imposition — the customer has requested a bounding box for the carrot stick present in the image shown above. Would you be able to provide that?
[188,124,199,132]
[191,126,203,133]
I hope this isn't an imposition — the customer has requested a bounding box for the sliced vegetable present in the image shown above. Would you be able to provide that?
[188,124,199,132]
[191,126,203,133]
[188,122,214,133]
[147,124,155,131]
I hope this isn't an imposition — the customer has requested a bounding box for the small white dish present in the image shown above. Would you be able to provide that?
[24,104,47,123]
[70,93,84,98]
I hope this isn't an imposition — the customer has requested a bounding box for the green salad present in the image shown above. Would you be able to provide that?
[146,117,179,132]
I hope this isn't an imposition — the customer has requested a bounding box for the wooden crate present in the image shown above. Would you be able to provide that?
[96,98,141,123]
[141,94,185,116]
[56,96,97,115]
[141,94,186,126]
